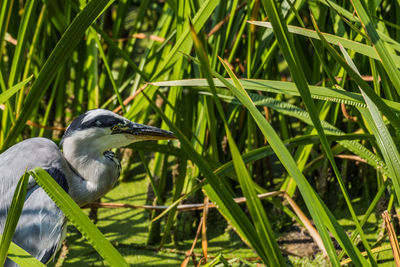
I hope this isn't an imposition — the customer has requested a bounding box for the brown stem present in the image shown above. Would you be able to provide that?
[114,33,166,43]
[382,210,400,266]
[201,196,209,263]
[181,219,203,267]
[113,83,149,113]
[207,2,247,38]
[26,120,66,131]
[341,103,357,122]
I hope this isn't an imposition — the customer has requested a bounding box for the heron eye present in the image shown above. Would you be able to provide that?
[111,125,119,131]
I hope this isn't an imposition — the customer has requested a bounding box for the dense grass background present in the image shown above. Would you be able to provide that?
[2,0,400,265]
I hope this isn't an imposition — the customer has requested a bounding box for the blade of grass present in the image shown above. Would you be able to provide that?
[310,15,400,133]
[0,0,14,58]
[149,0,218,81]
[152,78,400,112]
[7,0,38,88]
[0,235,45,267]
[351,0,400,96]
[254,1,376,262]
[125,0,219,120]
[16,5,46,117]
[339,179,390,259]
[92,30,126,113]
[142,91,275,262]
[248,21,400,69]
[0,76,33,105]
[91,24,149,82]
[190,21,285,265]
[30,168,129,266]
[2,0,115,150]
[217,56,368,266]
[337,39,400,207]
[138,151,163,204]
[0,170,29,266]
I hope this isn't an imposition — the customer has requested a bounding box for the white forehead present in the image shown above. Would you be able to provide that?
[81,109,124,123]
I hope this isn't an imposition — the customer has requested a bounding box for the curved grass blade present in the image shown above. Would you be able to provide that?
[207,90,388,175]
[217,56,368,266]
[153,74,388,176]
[0,76,33,105]
[0,235,45,267]
[351,0,400,96]
[310,15,400,134]
[224,128,285,265]
[248,21,400,69]
[339,179,390,260]
[29,168,129,267]
[0,171,29,266]
[190,22,284,265]
[153,132,373,223]
[320,0,400,54]
[201,254,229,267]
[243,1,374,262]
[142,91,274,262]
[152,78,400,112]
[339,44,400,210]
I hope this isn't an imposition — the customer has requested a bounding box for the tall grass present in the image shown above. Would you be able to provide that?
[1,0,400,265]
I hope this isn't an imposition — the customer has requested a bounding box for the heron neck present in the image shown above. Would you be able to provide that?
[61,137,119,206]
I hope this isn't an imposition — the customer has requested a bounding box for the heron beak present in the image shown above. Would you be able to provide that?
[121,122,176,141]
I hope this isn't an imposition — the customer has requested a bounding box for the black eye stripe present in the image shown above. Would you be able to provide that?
[81,115,123,129]
[61,110,127,143]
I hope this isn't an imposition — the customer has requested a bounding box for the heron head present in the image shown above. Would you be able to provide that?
[60,109,175,152]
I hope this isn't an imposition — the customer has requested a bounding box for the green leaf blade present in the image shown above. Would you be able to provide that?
[29,168,129,267]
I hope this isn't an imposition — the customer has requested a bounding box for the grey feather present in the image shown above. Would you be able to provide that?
[0,109,175,265]
[0,138,70,266]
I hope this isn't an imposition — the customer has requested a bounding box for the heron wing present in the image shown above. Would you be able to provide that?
[0,138,71,265]
[5,182,67,266]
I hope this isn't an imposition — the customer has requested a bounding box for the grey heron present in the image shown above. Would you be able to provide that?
[0,109,175,266]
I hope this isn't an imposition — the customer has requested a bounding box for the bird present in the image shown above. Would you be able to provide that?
[0,109,175,266]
